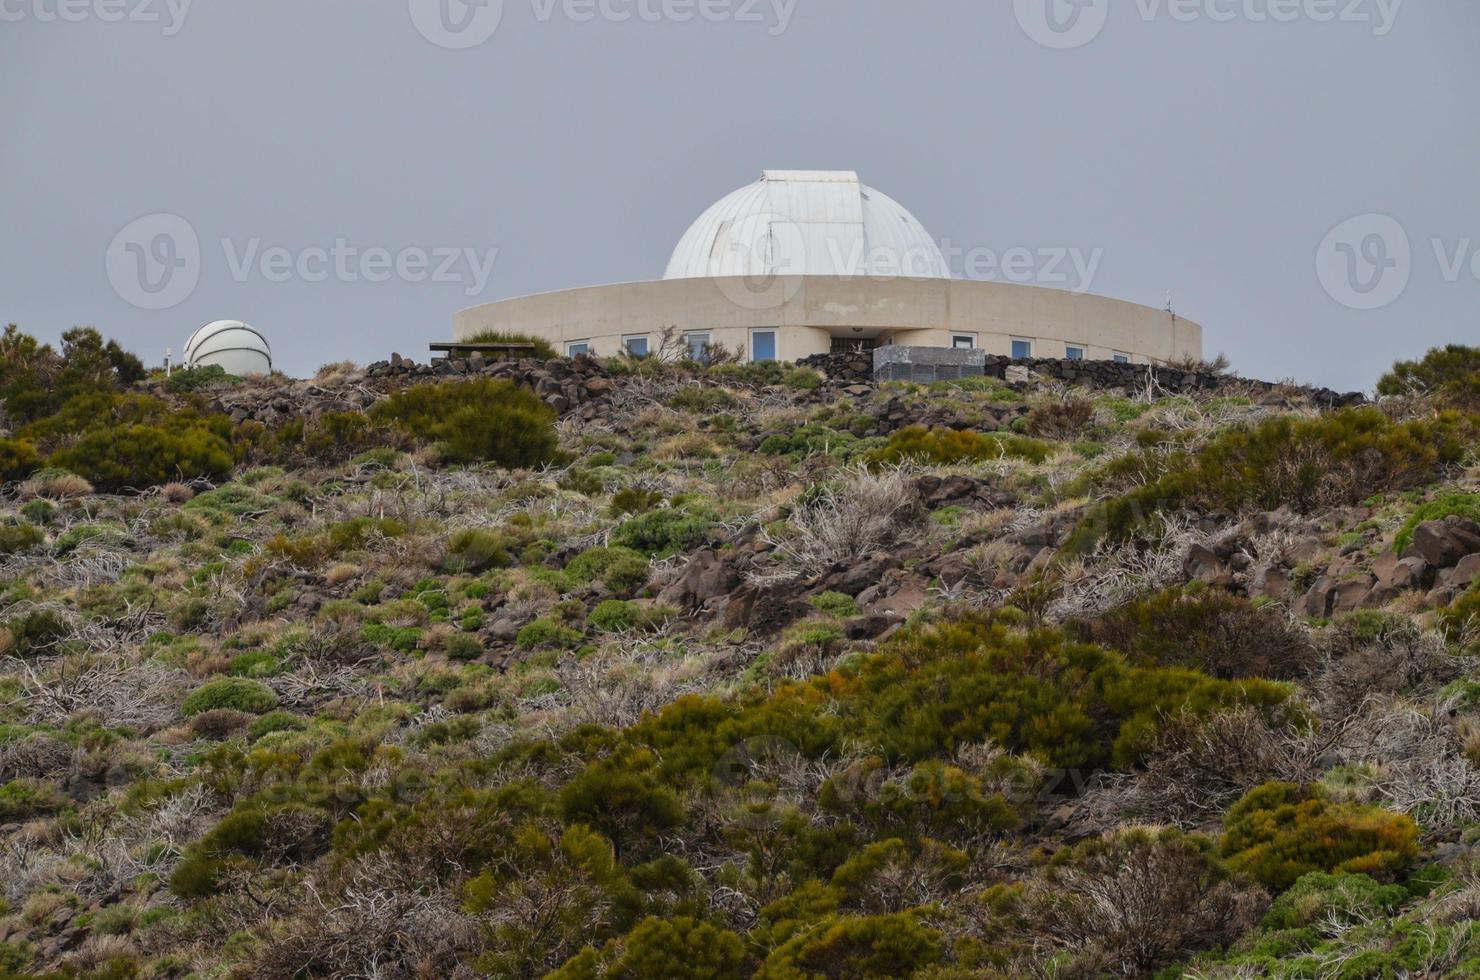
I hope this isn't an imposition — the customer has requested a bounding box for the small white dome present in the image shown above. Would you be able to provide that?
[665,170,951,281]
[184,320,272,376]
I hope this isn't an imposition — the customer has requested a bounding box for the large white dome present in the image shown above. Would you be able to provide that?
[664,170,951,281]
[183,320,272,376]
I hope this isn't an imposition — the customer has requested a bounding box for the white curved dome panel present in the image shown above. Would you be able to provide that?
[665,170,950,281]
[184,320,272,376]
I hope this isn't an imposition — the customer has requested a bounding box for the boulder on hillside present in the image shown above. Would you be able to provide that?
[1404,516,1480,569]
[658,548,742,612]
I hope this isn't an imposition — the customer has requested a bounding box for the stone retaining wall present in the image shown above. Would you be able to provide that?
[798,350,1364,408]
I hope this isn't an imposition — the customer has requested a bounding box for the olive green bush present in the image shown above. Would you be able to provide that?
[611,507,714,557]
[369,378,559,467]
[49,420,234,491]
[0,438,38,481]
[868,425,1053,466]
[1071,586,1314,679]
[1378,343,1480,410]
[180,678,279,717]
[1067,408,1470,552]
[1220,782,1419,891]
[463,329,558,359]
[0,325,143,423]
[444,528,514,573]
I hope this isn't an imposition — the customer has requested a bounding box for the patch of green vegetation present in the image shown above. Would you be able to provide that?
[867,426,1053,466]
[1379,343,1480,410]
[1220,782,1419,891]
[181,678,279,717]
[166,363,241,392]
[809,591,861,618]
[611,508,715,558]
[369,378,560,468]
[463,330,558,360]
[516,617,584,650]
[1066,407,1472,554]
[1393,492,1480,554]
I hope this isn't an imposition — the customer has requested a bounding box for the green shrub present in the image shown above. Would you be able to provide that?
[756,912,944,979]
[444,528,514,573]
[667,386,734,413]
[0,610,69,658]
[247,710,307,741]
[609,486,665,517]
[587,600,670,634]
[809,591,861,618]
[588,599,642,633]
[557,753,683,848]
[867,425,1053,466]
[18,499,53,525]
[463,330,558,360]
[1393,492,1480,554]
[369,378,559,468]
[565,547,652,594]
[227,651,280,678]
[1262,872,1407,930]
[1378,344,1480,410]
[181,678,279,717]
[1067,408,1471,553]
[49,420,234,491]
[516,618,583,650]
[171,803,330,897]
[265,517,406,568]
[550,916,747,980]
[0,779,65,822]
[1438,586,1480,648]
[632,613,1291,781]
[0,438,38,481]
[166,364,240,392]
[1070,586,1314,679]
[1220,782,1419,891]
[612,508,714,558]
[443,633,484,661]
[760,423,860,459]
[0,326,143,423]
[0,523,44,556]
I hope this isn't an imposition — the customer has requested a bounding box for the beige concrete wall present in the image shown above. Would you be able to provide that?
[453,276,1202,364]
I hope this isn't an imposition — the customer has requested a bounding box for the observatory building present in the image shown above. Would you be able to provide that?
[454,171,1201,364]
[183,320,272,376]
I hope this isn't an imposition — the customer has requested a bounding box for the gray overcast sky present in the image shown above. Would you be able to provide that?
[2,0,1476,390]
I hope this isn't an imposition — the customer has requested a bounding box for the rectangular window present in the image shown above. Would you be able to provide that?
[751,330,777,362]
[685,332,711,362]
[566,341,590,357]
[1065,345,1085,361]
[623,335,649,358]
[1011,339,1033,359]
[951,334,976,350]
[1112,352,1130,364]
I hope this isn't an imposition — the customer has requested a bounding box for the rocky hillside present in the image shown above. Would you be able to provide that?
[0,327,1478,979]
